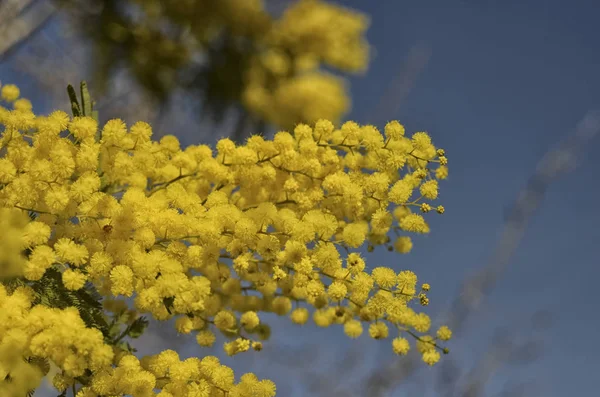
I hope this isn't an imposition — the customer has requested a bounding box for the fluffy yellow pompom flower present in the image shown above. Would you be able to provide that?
[44,187,70,212]
[62,269,87,290]
[69,117,98,140]
[129,120,153,141]
[1,84,20,101]
[388,180,413,204]
[306,279,325,298]
[343,319,363,338]
[393,236,413,254]
[54,238,89,266]
[21,261,43,282]
[413,313,431,333]
[268,72,349,128]
[436,325,452,341]
[21,221,51,247]
[313,308,334,327]
[419,180,439,200]
[175,316,194,334]
[271,296,292,315]
[327,281,348,302]
[49,110,70,130]
[196,330,216,347]
[290,308,309,325]
[272,266,287,281]
[397,270,417,294]
[240,311,260,331]
[101,118,127,146]
[0,158,17,183]
[224,339,250,356]
[368,322,389,339]
[370,208,393,234]
[416,335,435,353]
[411,131,432,150]
[436,165,449,180]
[422,350,441,366]
[23,245,55,281]
[109,265,134,297]
[346,252,366,275]
[255,379,277,397]
[372,267,397,288]
[313,118,335,141]
[342,222,368,248]
[214,310,236,331]
[384,120,405,140]
[399,214,430,233]
[13,98,32,111]
[392,337,410,355]
[216,138,236,157]
[88,252,113,278]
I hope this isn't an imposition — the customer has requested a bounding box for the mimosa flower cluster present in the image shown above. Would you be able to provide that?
[66,0,369,129]
[243,0,369,128]
[0,82,451,396]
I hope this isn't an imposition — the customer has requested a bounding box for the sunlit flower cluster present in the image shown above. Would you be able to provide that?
[0,284,113,396]
[0,84,451,395]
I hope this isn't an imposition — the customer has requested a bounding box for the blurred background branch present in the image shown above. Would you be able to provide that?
[0,0,57,62]
[4,0,371,144]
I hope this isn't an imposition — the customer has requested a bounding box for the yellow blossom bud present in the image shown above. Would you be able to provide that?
[384,120,405,140]
[393,236,413,254]
[436,325,452,341]
[290,308,309,325]
[422,350,441,366]
[372,267,397,289]
[327,281,347,302]
[392,337,410,355]
[62,269,87,290]
[368,322,389,339]
[343,319,363,338]
[1,84,20,101]
[196,330,216,347]
[240,311,260,331]
[214,311,236,331]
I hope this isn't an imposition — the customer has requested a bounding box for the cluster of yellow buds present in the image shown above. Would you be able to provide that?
[0,83,451,396]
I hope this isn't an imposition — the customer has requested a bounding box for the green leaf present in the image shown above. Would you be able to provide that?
[67,84,81,118]
[126,342,137,353]
[109,322,121,338]
[163,296,174,315]
[128,316,149,339]
[28,269,112,340]
[80,81,92,118]
[27,356,50,376]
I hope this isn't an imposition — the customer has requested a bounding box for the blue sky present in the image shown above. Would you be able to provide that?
[339,0,600,395]
[2,0,599,396]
